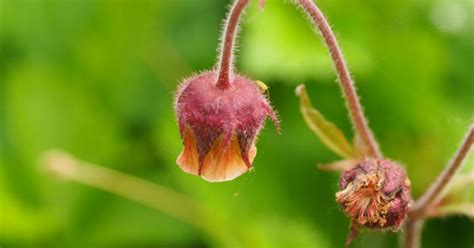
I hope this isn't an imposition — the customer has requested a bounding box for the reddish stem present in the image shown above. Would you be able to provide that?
[404,220,423,248]
[296,0,382,159]
[216,0,250,90]
[404,124,473,248]
[410,125,474,218]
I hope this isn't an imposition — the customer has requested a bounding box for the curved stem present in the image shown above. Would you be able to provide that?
[42,150,257,245]
[410,125,474,218]
[404,124,473,248]
[216,0,250,90]
[296,0,382,159]
[43,150,207,230]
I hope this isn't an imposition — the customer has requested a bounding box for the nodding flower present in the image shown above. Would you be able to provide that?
[336,159,411,229]
[175,72,278,182]
[174,0,279,182]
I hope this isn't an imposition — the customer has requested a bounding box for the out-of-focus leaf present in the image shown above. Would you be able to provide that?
[449,170,474,194]
[296,84,355,158]
[425,203,474,219]
[439,170,474,204]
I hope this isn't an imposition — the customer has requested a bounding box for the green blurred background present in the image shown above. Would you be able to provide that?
[0,0,473,247]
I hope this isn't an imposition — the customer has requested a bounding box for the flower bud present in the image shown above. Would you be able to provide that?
[336,159,411,229]
[175,71,278,182]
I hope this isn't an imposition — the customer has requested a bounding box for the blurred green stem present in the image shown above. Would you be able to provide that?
[296,0,382,159]
[42,150,263,246]
[42,150,207,230]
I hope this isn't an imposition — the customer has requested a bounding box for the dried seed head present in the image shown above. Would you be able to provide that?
[336,159,411,229]
[175,71,279,182]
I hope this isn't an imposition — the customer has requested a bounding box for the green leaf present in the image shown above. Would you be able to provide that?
[295,84,356,158]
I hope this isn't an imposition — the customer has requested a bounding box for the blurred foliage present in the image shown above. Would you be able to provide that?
[0,0,473,247]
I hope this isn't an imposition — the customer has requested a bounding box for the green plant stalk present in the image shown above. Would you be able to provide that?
[42,150,207,230]
[42,150,267,247]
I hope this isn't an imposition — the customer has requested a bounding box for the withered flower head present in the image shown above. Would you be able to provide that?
[175,71,278,182]
[336,159,411,229]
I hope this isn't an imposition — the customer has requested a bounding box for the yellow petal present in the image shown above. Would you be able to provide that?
[201,135,256,182]
[176,127,199,175]
[176,128,257,182]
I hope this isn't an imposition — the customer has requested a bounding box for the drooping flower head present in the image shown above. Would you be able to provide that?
[174,0,279,182]
[175,72,278,182]
[336,159,411,230]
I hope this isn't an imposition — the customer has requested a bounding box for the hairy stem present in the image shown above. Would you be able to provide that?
[295,0,382,159]
[216,0,250,90]
[410,125,474,218]
[404,124,473,248]
[42,150,207,230]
